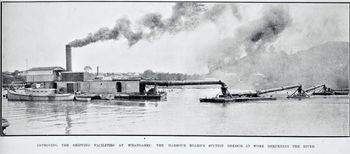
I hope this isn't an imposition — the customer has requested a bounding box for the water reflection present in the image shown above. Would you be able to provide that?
[23,101,88,115]
[90,100,159,107]
[65,105,72,134]
[21,101,88,134]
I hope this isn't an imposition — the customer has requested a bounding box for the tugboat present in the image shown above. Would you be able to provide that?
[2,118,10,135]
[7,88,75,101]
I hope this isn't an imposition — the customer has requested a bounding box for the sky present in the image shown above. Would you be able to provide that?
[2,2,349,74]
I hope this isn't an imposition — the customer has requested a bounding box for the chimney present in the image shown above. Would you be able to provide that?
[97,66,99,75]
[65,45,72,71]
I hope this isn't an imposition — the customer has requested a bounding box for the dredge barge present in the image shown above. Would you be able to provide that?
[200,84,301,103]
[312,85,349,96]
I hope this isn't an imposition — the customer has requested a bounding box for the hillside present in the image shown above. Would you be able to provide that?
[289,41,349,89]
[209,41,349,89]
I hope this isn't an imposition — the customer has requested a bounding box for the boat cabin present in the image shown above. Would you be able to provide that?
[24,88,56,95]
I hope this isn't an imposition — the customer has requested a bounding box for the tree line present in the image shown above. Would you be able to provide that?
[2,70,26,85]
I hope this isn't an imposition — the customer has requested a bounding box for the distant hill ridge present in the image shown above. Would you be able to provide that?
[290,41,349,89]
[210,41,349,89]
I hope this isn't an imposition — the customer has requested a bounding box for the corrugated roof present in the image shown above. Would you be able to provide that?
[27,66,65,71]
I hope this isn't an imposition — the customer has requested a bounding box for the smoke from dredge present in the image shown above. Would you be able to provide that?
[249,7,291,42]
[207,6,292,72]
[67,3,240,47]
[244,6,292,57]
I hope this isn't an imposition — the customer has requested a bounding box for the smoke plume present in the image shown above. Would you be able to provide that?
[250,7,291,42]
[67,2,239,47]
[244,6,292,56]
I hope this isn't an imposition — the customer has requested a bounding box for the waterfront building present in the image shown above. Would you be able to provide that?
[25,66,65,88]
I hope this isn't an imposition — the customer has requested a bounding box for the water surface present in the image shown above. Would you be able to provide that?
[2,89,349,136]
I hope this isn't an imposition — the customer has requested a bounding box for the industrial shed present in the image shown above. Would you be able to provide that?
[25,66,65,88]
[56,79,140,94]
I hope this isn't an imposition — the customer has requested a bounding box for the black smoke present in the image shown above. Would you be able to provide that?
[67,2,239,47]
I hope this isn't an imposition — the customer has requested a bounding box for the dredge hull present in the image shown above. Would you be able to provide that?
[200,97,277,103]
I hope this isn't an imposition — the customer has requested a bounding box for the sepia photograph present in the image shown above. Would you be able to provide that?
[1,1,349,137]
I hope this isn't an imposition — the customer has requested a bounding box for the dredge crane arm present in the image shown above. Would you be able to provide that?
[304,84,325,93]
[228,84,302,97]
[257,84,302,95]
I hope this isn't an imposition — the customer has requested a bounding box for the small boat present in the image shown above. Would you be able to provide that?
[75,93,102,101]
[75,97,91,101]
[7,88,74,101]
[75,96,92,101]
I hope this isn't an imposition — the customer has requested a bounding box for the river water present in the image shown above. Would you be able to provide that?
[2,88,349,136]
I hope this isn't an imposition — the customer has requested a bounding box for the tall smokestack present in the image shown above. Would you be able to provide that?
[65,45,72,71]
